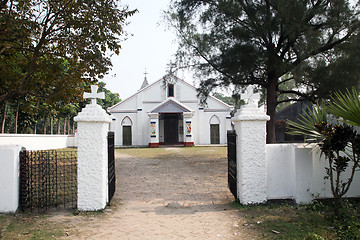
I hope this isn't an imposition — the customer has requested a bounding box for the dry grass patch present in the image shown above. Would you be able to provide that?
[233,202,338,239]
[116,146,227,160]
[0,213,68,239]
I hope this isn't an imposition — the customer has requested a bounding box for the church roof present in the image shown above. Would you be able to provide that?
[107,75,234,112]
[149,98,194,113]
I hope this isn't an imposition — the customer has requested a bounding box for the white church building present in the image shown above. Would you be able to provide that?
[107,75,234,147]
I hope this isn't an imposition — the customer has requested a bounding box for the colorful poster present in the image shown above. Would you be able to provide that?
[186,122,191,135]
[150,122,156,136]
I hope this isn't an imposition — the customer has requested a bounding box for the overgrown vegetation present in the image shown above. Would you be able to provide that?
[288,89,360,216]
[233,199,360,239]
[287,89,360,236]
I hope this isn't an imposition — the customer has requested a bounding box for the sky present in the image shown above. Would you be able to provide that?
[103,0,187,100]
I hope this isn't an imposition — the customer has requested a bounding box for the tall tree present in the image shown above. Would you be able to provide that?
[167,0,360,143]
[97,81,121,111]
[0,0,136,105]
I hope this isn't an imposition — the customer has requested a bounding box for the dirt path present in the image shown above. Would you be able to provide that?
[55,149,252,239]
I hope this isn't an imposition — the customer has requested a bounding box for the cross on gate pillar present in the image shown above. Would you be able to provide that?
[83,85,105,105]
[74,85,111,211]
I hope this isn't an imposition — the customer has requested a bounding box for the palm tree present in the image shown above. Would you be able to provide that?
[327,88,360,128]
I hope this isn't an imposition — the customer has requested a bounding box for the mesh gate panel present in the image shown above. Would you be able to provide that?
[20,150,77,212]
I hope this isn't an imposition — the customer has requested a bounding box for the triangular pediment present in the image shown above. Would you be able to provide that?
[150,98,193,113]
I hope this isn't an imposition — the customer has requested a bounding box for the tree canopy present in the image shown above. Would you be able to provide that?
[167,0,360,143]
[0,0,136,106]
[0,81,121,134]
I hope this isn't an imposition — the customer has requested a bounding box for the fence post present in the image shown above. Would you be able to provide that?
[74,86,111,211]
[232,93,270,204]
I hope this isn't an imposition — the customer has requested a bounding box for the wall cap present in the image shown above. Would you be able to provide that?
[74,104,111,123]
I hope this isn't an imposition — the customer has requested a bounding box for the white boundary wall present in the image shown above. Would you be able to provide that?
[266,143,360,204]
[233,95,360,205]
[0,134,77,213]
[0,134,76,150]
[0,145,22,212]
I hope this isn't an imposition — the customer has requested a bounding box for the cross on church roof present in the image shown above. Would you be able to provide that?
[140,69,149,89]
[83,85,105,105]
[144,69,148,78]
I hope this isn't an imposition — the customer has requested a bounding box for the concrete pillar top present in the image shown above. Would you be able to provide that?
[74,104,111,123]
[233,92,270,122]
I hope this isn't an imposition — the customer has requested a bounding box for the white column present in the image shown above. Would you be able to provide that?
[183,112,194,147]
[232,94,270,204]
[198,107,205,144]
[148,113,159,147]
[74,103,111,211]
[136,93,144,145]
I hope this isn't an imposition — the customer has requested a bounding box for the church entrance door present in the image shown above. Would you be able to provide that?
[164,113,179,145]
[210,124,220,144]
[123,126,132,146]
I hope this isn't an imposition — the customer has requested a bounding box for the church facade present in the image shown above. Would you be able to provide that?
[107,76,234,147]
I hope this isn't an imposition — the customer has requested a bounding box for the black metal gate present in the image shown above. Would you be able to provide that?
[19,149,77,212]
[108,131,116,204]
[227,130,237,199]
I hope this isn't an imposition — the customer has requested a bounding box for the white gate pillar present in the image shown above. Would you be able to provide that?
[232,93,270,204]
[74,85,111,211]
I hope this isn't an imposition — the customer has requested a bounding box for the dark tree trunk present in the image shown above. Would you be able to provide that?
[266,78,277,144]
[14,102,19,134]
[63,118,66,135]
[57,118,61,134]
[43,116,47,134]
[67,118,70,135]
[50,116,53,135]
[1,101,7,133]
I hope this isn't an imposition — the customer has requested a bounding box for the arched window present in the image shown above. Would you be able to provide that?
[209,115,220,125]
[121,116,133,126]
[209,115,220,144]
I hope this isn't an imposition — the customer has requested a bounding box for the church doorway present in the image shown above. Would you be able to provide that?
[121,116,132,146]
[162,113,180,145]
[210,124,220,144]
[210,115,220,144]
[123,126,132,146]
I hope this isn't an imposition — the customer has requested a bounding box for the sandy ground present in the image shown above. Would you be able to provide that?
[51,150,254,240]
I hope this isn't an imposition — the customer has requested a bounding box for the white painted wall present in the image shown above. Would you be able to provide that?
[0,145,22,212]
[0,134,75,150]
[266,143,360,204]
[266,144,296,200]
